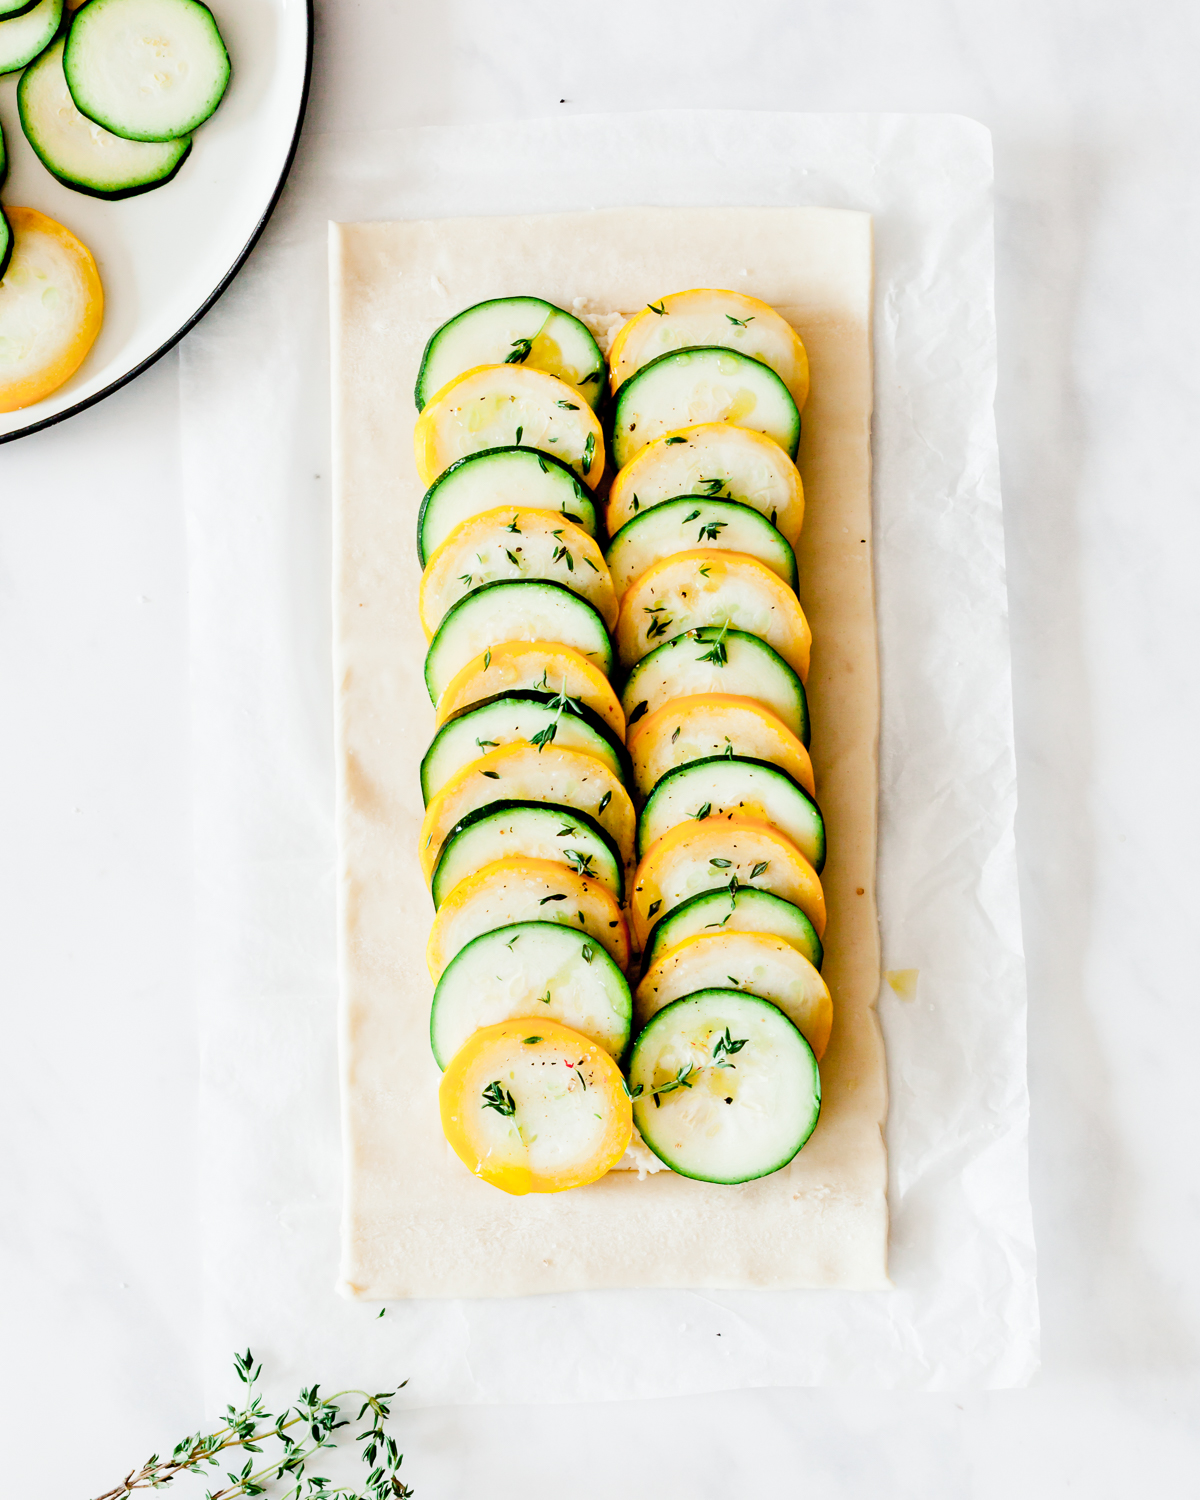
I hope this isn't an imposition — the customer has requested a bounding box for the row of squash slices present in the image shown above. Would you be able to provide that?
[412,290,831,1197]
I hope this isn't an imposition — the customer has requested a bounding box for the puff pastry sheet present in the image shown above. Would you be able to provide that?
[330,207,887,1297]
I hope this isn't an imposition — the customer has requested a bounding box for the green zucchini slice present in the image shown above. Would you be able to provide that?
[0,0,41,21]
[20,38,192,199]
[637,755,825,871]
[64,0,230,141]
[431,800,624,908]
[430,920,631,1068]
[629,989,821,1183]
[420,689,632,806]
[0,0,62,75]
[0,205,10,284]
[424,578,613,705]
[641,886,823,977]
[415,296,606,411]
[417,446,596,567]
[612,347,801,469]
[606,496,796,597]
[622,627,809,746]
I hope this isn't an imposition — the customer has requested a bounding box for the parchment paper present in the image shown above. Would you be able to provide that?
[183,112,1037,1399]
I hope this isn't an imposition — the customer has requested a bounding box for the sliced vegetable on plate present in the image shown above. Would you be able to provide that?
[607,422,804,545]
[606,495,797,598]
[435,639,624,737]
[627,693,813,800]
[640,884,823,977]
[614,551,812,678]
[439,1019,632,1196]
[415,296,606,412]
[418,740,636,880]
[424,578,613,704]
[417,445,596,566]
[426,856,629,981]
[611,347,801,469]
[0,206,103,413]
[430,920,631,1068]
[621,625,809,743]
[419,508,616,637]
[635,930,832,1061]
[19,36,192,199]
[0,0,62,76]
[0,0,44,22]
[628,990,820,1183]
[63,0,230,141]
[431,800,625,909]
[414,363,605,488]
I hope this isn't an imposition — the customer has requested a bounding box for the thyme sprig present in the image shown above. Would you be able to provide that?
[93,1351,412,1500]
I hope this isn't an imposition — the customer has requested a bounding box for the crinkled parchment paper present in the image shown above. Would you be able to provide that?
[182,112,1037,1400]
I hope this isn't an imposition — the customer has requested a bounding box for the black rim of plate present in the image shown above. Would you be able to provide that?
[0,0,316,446]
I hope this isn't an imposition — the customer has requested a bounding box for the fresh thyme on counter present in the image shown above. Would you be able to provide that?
[92,1350,412,1500]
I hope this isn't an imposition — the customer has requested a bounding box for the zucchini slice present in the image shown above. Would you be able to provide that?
[629,991,820,1183]
[63,0,230,142]
[427,856,629,980]
[424,579,613,705]
[432,800,624,908]
[436,640,625,739]
[606,496,796,598]
[628,694,813,801]
[430,921,631,1068]
[0,0,62,75]
[635,931,831,1061]
[607,423,804,547]
[0,207,10,284]
[421,690,631,805]
[641,885,823,976]
[0,0,42,21]
[415,297,606,412]
[611,348,801,470]
[419,741,635,879]
[439,1019,632,1196]
[414,364,605,488]
[20,38,192,200]
[637,755,825,872]
[615,552,811,679]
[0,207,103,415]
[610,289,809,409]
[420,509,616,638]
[630,817,825,948]
[417,446,596,567]
[622,628,808,745]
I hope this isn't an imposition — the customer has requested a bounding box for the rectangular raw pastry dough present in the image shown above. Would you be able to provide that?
[331,207,888,1296]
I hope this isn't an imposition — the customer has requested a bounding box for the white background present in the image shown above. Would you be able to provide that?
[2,1,1199,1495]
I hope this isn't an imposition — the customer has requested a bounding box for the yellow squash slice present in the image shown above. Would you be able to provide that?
[427,856,630,981]
[628,693,814,801]
[419,508,616,638]
[0,207,103,414]
[609,289,809,408]
[436,641,625,737]
[606,424,804,546]
[414,364,605,488]
[636,930,832,1061]
[615,551,811,679]
[419,741,636,879]
[439,1019,632,1195]
[631,817,825,948]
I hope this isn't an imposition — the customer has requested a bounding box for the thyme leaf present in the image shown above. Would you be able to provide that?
[482,1080,517,1116]
[506,337,533,364]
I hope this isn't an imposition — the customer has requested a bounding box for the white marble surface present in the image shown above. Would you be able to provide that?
[2,0,1199,1494]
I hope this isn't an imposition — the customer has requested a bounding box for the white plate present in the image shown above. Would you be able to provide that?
[0,0,312,442]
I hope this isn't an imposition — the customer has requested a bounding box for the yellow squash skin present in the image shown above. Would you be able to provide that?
[609,289,809,409]
[635,930,832,1060]
[419,740,636,880]
[631,817,826,949]
[435,641,625,736]
[414,364,606,488]
[0,208,103,413]
[419,508,616,638]
[628,693,814,801]
[615,550,811,679]
[606,424,805,546]
[426,856,630,980]
[439,1019,632,1195]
